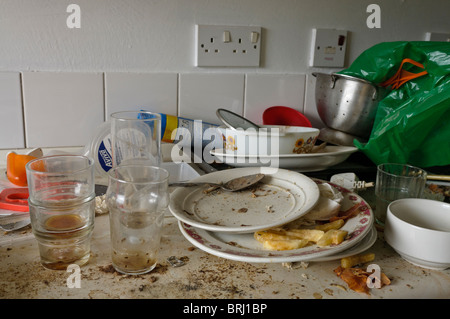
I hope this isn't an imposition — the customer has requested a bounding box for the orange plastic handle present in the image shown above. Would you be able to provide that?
[381,59,427,88]
[380,58,428,89]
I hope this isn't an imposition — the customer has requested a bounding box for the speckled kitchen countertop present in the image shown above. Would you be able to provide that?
[1,209,450,299]
[0,147,449,299]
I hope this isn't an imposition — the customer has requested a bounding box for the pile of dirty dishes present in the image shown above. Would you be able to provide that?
[169,166,377,264]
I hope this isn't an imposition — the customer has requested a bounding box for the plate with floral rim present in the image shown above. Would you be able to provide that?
[178,179,374,263]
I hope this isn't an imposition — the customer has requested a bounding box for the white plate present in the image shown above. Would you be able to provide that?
[178,179,374,263]
[179,223,377,263]
[168,167,320,234]
[210,146,358,171]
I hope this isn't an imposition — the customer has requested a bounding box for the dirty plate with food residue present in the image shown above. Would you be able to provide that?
[168,167,320,233]
[178,179,374,263]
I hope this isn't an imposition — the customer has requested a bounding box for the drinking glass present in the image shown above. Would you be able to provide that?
[25,155,95,270]
[106,165,169,275]
[375,163,427,225]
[111,111,162,167]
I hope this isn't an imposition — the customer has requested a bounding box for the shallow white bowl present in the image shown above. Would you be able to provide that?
[384,198,450,270]
[217,125,320,156]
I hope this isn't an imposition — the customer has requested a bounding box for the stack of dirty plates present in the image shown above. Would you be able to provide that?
[169,167,376,263]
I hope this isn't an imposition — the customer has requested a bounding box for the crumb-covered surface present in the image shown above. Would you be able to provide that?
[1,213,450,299]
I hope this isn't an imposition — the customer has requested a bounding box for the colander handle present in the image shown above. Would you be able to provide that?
[330,74,338,89]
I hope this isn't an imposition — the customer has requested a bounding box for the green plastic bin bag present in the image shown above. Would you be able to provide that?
[337,41,450,168]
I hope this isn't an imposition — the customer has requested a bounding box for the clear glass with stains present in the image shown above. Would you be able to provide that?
[25,155,95,270]
[106,165,169,275]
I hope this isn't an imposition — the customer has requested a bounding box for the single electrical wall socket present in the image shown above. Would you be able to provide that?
[310,28,348,68]
[195,24,262,67]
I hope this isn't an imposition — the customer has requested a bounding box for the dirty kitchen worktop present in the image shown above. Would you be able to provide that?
[0,148,450,300]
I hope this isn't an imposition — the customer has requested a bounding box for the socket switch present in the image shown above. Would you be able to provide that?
[195,25,261,67]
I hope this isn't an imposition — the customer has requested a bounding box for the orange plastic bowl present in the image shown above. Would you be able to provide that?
[263,106,312,127]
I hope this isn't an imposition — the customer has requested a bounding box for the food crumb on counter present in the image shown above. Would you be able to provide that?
[98,264,116,273]
[95,195,108,215]
[330,283,347,291]
[281,261,309,269]
[313,292,323,299]
[281,262,292,269]
[324,288,334,296]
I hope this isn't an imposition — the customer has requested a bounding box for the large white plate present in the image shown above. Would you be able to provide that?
[178,179,374,263]
[168,167,320,234]
[210,146,358,171]
[179,223,377,263]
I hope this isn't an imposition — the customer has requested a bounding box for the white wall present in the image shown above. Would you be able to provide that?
[2,0,448,73]
[0,0,449,149]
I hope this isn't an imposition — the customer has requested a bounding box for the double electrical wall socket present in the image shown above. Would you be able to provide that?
[195,24,261,67]
[310,28,348,68]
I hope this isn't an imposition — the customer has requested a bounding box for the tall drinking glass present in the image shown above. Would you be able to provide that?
[111,111,162,167]
[106,165,169,275]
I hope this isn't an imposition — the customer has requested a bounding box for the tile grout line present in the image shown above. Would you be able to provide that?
[302,74,307,114]
[242,73,247,116]
[176,73,180,117]
[102,72,106,122]
[19,72,28,149]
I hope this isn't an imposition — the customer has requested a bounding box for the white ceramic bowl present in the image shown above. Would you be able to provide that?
[384,198,450,270]
[217,125,320,156]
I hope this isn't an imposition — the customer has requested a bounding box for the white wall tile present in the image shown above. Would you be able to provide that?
[0,72,25,149]
[244,74,306,125]
[22,72,104,148]
[179,73,244,125]
[105,73,178,119]
[303,74,326,129]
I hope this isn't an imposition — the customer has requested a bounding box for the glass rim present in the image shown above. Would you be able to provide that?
[110,111,161,121]
[25,155,94,176]
[377,163,427,178]
[107,165,169,184]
